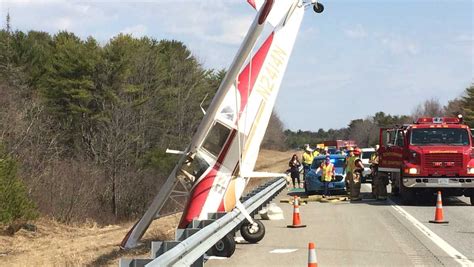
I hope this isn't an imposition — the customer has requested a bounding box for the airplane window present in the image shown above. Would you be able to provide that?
[202,122,232,157]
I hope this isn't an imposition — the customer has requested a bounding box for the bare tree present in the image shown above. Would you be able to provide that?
[444,98,463,117]
[262,111,287,151]
[412,98,444,118]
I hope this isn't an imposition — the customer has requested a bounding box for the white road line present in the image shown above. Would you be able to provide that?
[389,199,474,267]
[269,249,298,254]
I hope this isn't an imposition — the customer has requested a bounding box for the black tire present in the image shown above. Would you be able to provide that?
[313,2,324,13]
[211,233,236,257]
[391,184,400,196]
[400,182,415,205]
[240,219,265,244]
[470,195,474,206]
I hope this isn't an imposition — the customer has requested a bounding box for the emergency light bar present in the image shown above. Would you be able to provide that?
[415,117,460,124]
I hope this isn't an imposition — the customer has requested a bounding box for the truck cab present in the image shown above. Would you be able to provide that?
[378,117,474,205]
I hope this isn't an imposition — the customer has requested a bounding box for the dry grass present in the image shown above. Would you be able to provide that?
[0,149,294,266]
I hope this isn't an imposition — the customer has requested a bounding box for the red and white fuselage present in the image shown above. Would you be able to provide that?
[121,0,313,248]
[179,0,306,228]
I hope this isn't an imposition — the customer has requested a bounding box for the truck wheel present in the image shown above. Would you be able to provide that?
[211,233,236,257]
[240,219,265,243]
[400,183,415,205]
[391,184,400,196]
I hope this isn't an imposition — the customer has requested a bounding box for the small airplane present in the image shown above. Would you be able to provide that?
[121,0,324,253]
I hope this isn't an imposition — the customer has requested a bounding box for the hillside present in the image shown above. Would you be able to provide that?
[0,149,293,266]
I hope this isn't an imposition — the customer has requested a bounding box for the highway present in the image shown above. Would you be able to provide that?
[206,184,474,266]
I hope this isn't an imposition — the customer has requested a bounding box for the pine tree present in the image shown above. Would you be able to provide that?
[39,31,101,150]
[462,85,474,127]
[0,147,38,225]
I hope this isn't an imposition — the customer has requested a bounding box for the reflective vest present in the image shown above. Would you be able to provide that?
[302,152,314,165]
[370,153,379,165]
[312,150,320,157]
[346,155,357,173]
[321,163,334,182]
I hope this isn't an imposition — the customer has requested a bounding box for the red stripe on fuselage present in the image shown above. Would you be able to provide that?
[237,32,274,115]
[178,32,275,228]
[178,130,237,228]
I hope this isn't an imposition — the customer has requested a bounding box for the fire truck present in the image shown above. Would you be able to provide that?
[377,117,474,205]
[323,140,357,151]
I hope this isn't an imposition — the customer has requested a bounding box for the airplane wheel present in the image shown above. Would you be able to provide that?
[211,233,236,257]
[313,2,324,13]
[240,219,265,243]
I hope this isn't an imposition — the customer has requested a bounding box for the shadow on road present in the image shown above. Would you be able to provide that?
[286,190,471,207]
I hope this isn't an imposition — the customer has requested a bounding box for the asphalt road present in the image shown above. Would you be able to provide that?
[205,184,474,267]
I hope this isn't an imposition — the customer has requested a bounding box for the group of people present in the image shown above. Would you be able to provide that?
[288,144,387,201]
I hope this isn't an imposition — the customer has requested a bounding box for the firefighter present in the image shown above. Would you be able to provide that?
[312,146,320,157]
[351,149,365,201]
[372,145,388,200]
[370,145,380,198]
[316,155,335,198]
[302,145,314,179]
[344,147,356,195]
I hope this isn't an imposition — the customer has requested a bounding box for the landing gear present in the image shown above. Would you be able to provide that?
[240,219,265,243]
[211,233,236,257]
[313,2,324,13]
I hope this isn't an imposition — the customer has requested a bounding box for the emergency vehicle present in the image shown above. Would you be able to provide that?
[377,117,474,205]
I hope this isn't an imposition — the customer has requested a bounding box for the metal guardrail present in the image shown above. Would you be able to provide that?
[120,177,286,267]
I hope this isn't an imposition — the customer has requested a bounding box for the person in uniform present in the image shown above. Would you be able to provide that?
[302,145,314,179]
[370,145,380,198]
[351,149,365,201]
[371,145,388,200]
[344,147,356,195]
[316,155,335,198]
[312,146,320,158]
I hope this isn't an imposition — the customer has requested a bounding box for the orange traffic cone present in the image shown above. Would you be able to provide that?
[287,196,306,228]
[308,242,318,267]
[429,191,449,224]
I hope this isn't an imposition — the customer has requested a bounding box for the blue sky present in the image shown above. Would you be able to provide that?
[0,0,472,131]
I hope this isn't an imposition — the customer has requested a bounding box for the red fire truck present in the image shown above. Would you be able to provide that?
[323,140,357,150]
[378,117,474,205]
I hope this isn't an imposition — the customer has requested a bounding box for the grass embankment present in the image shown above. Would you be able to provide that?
[0,149,294,266]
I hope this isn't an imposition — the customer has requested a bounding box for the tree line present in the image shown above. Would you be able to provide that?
[0,15,287,227]
[0,13,471,227]
[284,87,474,149]
[0,16,231,225]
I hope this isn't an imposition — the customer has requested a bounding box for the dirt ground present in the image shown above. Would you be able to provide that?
[0,149,295,266]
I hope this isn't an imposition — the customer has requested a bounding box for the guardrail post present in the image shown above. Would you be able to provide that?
[208,212,227,220]
[191,255,204,267]
[120,178,287,266]
[150,241,181,258]
[119,258,152,267]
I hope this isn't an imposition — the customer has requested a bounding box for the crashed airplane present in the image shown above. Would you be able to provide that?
[121,0,324,253]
